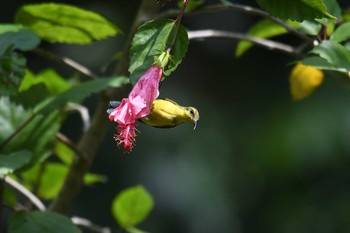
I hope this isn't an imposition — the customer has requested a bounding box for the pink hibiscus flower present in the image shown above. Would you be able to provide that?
[109,65,163,152]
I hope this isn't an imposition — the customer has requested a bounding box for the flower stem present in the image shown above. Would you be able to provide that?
[168,0,189,53]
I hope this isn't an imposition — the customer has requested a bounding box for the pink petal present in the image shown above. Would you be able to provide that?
[108,65,163,152]
[109,99,134,125]
[109,66,163,124]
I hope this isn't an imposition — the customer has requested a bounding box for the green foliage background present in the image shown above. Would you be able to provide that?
[2,0,350,233]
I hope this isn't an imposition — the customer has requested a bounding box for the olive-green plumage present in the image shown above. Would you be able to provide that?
[140,98,199,129]
[107,98,199,129]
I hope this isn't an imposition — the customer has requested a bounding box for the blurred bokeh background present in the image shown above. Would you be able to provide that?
[2,0,350,232]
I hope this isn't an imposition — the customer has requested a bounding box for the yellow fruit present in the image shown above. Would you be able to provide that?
[289,63,324,100]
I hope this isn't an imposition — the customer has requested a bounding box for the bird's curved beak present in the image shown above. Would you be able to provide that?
[193,119,198,130]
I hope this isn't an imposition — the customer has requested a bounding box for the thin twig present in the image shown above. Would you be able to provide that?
[2,176,46,211]
[168,0,189,53]
[65,103,91,132]
[158,3,314,44]
[33,48,99,80]
[0,114,36,151]
[188,29,301,57]
[71,216,111,233]
[56,132,87,161]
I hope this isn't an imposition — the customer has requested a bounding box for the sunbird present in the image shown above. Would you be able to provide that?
[107,98,199,129]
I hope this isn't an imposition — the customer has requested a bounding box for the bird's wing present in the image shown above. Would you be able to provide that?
[161,98,179,106]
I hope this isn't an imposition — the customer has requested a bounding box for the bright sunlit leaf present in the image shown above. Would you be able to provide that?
[289,63,324,100]
[21,163,68,200]
[112,185,154,228]
[84,173,107,185]
[19,69,70,95]
[236,19,298,57]
[19,162,106,200]
[54,140,74,165]
[15,3,121,44]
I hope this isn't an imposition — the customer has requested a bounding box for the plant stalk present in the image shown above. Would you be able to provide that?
[168,0,189,53]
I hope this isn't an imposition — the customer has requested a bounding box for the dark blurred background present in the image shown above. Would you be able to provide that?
[2,0,350,232]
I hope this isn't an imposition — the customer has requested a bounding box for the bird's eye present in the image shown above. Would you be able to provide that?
[189,109,195,116]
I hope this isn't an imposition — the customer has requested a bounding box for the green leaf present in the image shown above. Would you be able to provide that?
[324,0,341,19]
[54,140,74,165]
[0,97,61,163]
[22,162,105,200]
[3,186,17,208]
[84,173,107,185]
[256,0,336,22]
[19,163,67,200]
[235,19,297,57]
[346,41,350,51]
[17,82,52,109]
[178,0,205,11]
[0,150,32,175]
[37,163,67,200]
[112,185,154,228]
[302,56,348,72]
[0,50,27,96]
[127,227,150,233]
[35,76,128,114]
[330,22,350,43]
[313,0,340,36]
[0,24,40,55]
[129,19,188,85]
[310,40,350,71]
[15,3,121,44]
[0,24,26,34]
[20,161,106,200]
[298,20,322,35]
[8,211,81,233]
[19,69,70,95]
[343,10,350,22]
[0,26,31,92]
[54,141,107,185]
